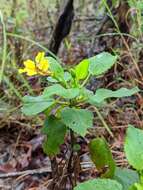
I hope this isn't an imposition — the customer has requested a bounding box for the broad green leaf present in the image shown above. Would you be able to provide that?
[61,108,93,137]
[129,183,143,190]
[75,59,89,80]
[114,168,139,190]
[43,84,80,99]
[22,95,54,115]
[74,179,122,190]
[89,138,116,178]
[124,125,143,171]
[47,56,64,79]
[89,87,139,104]
[89,52,118,76]
[42,115,67,156]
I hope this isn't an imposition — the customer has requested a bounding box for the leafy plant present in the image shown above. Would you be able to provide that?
[19,51,139,188]
[75,125,143,190]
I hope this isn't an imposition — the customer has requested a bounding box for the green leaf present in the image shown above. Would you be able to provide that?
[89,87,139,104]
[89,138,116,178]
[114,168,139,190]
[74,179,122,190]
[129,183,143,190]
[64,72,72,82]
[80,88,94,99]
[79,88,106,107]
[47,72,71,83]
[47,56,64,79]
[61,108,93,137]
[89,52,118,76]
[22,95,54,116]
[42,115,67,156]
[75,59,89,80]
[43,84,80,99]
[124,125,143,171]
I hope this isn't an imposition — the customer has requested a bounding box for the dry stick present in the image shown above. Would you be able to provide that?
[0,167,51,178]
[0,161,112,179]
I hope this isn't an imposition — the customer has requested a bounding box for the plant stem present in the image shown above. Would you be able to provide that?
[81,73,90,87]
[0,11,7,84]
[6,32,60,62]
[93,106,114,138]
[67,129,76,188]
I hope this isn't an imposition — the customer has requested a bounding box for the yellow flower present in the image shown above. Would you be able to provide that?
[19,60,37,76]
[35,52,49,73]
[18,52,51,76]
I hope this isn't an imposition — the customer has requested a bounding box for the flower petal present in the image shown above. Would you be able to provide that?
[26,69,37,76]
[18,68,26,74]
[35,52,45,63]
[38,59,49,72]
[24,60,36,69]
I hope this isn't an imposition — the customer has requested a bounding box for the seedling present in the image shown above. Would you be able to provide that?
[19,51,139,188]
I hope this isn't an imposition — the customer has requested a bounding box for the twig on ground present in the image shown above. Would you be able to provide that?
[0,167,51,178]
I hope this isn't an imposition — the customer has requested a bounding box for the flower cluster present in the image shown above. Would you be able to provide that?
[19,52,51,76]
